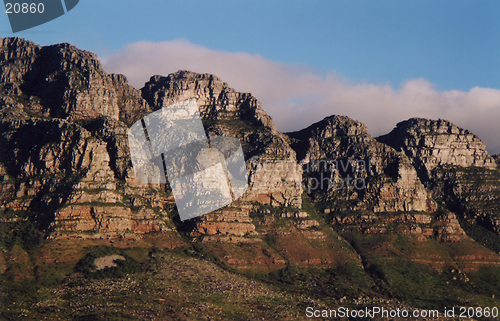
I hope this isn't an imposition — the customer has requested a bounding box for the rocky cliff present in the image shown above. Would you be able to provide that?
[494,154,500,165]
[140,71,303,209]
[378,118,500,233]
[377,118,497,180]
[2,36,500,241]
[2,37,500,243]
[286,116,435,213]
[3,38,500,318]
[0,38,169,238]
[0,37,302,240]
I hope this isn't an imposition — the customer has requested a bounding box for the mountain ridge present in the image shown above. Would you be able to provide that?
[2,35,499,255]
[2,37,500,319]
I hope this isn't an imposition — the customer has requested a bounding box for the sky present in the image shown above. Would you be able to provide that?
[1,0,500,153]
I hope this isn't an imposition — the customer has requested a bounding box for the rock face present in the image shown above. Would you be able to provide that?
[0,38,150,123]
[287,116,435,213]
[190,206,256,237]
[0,38,175,237]
[378,118,500,233]
[141,71,303,209]
[1,37,500,248]
[494,154,500,166]
[4,37,500,297]
[4,39,500,312]
[138,71,303,237]
[0,37,167,238]
[377,118,497,181]
[0,38,302,239]
[331,211,467,242]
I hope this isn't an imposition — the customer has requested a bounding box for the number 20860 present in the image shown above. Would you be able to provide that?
[5,3,45,14]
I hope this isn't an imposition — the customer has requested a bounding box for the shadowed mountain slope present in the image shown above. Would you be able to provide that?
[2,37,500,319]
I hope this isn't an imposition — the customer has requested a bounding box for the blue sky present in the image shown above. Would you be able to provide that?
[1,0,500,152]
[2,0,499,90]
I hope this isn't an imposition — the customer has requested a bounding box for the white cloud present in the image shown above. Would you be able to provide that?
[101,40,500,154]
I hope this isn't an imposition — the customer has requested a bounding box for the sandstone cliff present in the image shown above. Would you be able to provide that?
[1,36,500,252]
[378,118,500,233]
[377,118,497,180]
[3,39,500,316]
[286,116,435,213]
[0,38,303,239]
[141,71,303,209]
[0,37,168,238]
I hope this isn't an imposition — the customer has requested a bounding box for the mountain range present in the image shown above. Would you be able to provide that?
[1,37,500,320]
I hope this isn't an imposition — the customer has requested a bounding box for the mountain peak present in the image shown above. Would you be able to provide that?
[0,37,148,123]
[378,117,496,173]
[287,114,369,142]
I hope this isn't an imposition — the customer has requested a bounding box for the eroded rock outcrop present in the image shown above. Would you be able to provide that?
[0,38,150,122]
[190,206,256,237]
[331,211,467,242]
[378,118,500,233]
[0,38,168,237]
[141,71,303,209]
[377,118,496,180]
[3,38,500,286]
[0,38,303,239]
[2,37,500,247]
[0,117,171,238]
[287,116,435,213]
[494,154,500,166]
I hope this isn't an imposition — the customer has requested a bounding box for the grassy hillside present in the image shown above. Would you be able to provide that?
[3,199,500,320]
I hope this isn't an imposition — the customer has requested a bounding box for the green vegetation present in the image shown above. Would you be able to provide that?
[468,266,500,296]
[263,235,277,246]
[2,184,500,319]
[301,192,316,216]
[342,231,500,309]
[460,219,500,254]
[0,219,40,251]
[367,259,458,308]
[253,262,376,302]
[3,215,500,319]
